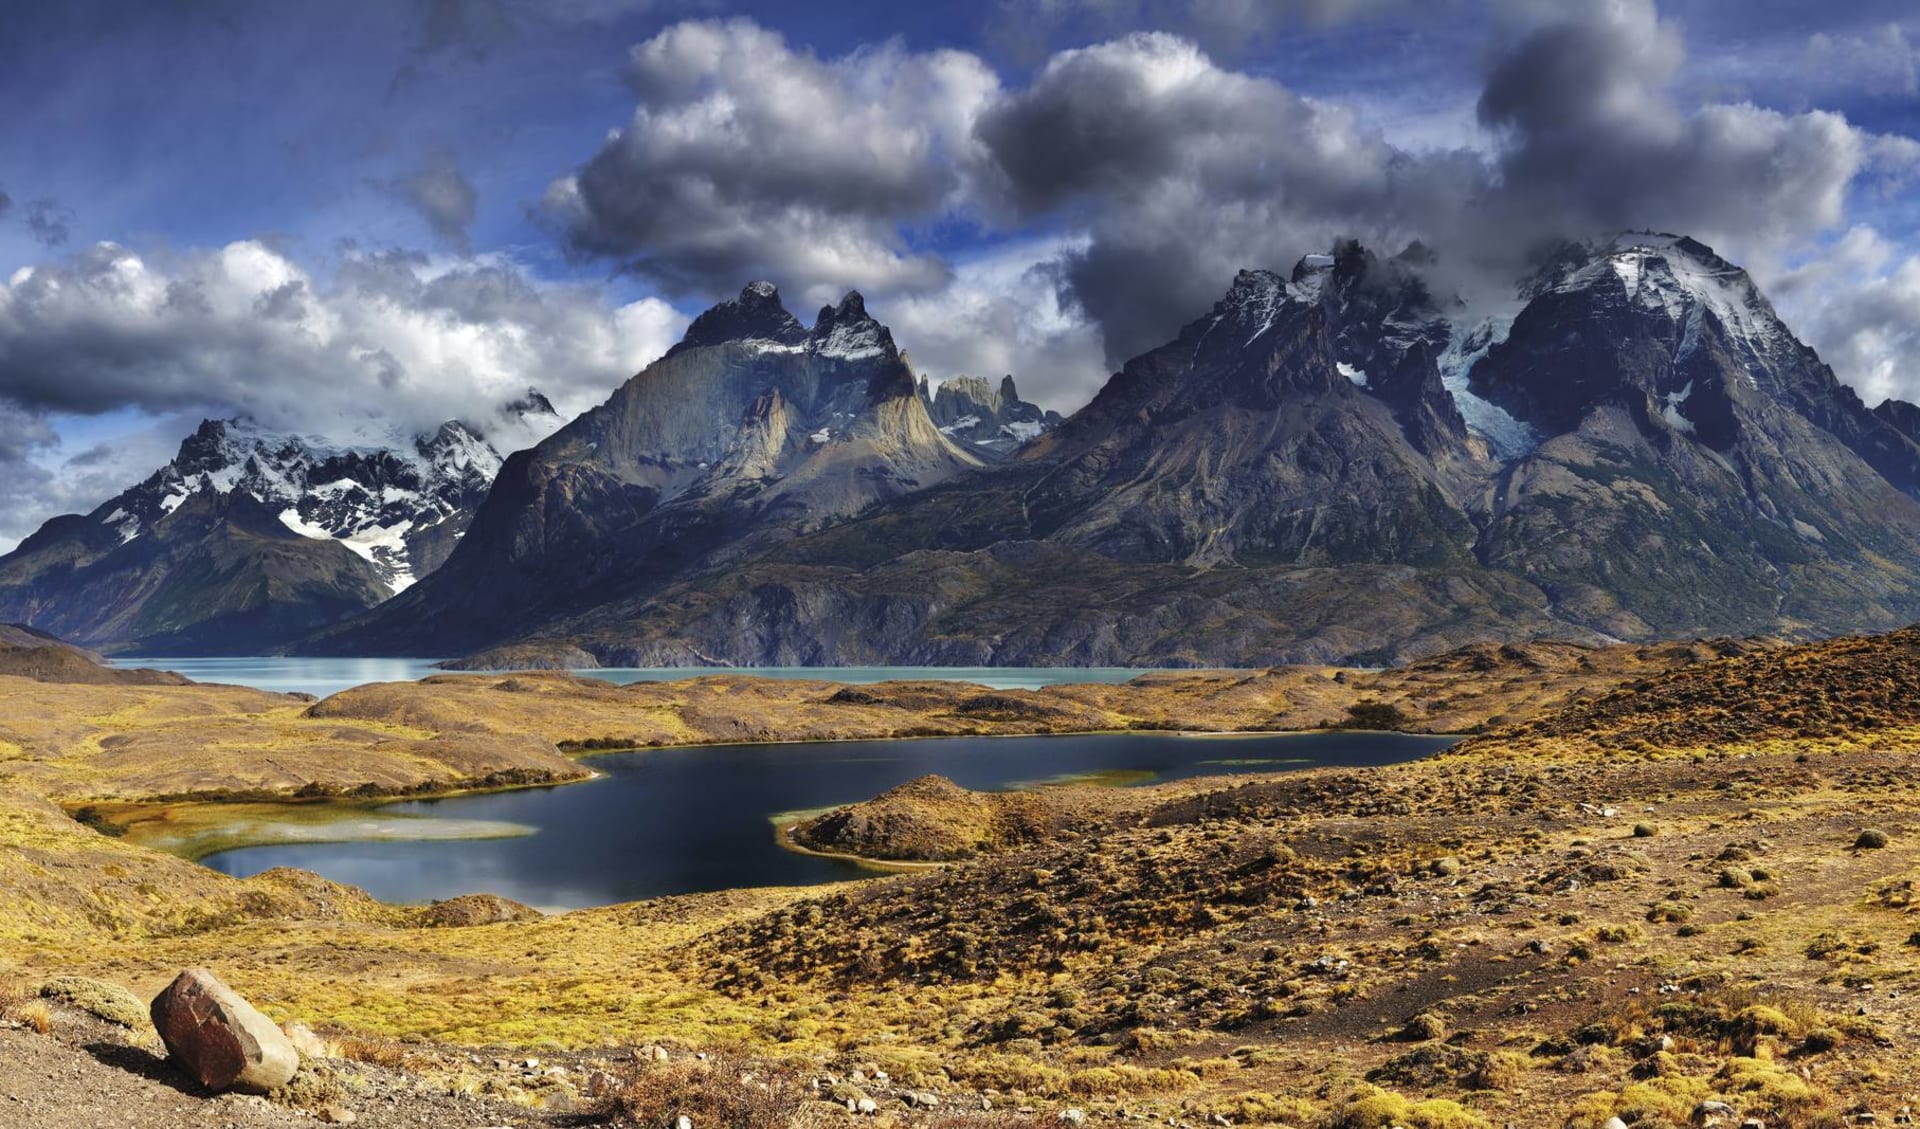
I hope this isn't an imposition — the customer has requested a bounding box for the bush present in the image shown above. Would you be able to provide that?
[1341,701,1411,731]
[38,976,147,1029]
[1325,1086,1490,1129]
[1854,829,1890,850]
[598,1054,806,1129]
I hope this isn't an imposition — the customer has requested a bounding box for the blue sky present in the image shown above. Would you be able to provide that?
[0,0,1917,548]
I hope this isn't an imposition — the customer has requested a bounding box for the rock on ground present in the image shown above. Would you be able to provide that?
[149,969,299,1094]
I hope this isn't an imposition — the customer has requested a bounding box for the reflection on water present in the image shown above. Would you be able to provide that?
[115,656,1183,699]
[199,731,1454,911]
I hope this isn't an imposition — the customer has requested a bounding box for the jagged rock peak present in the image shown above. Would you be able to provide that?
[669,280,808,356]
[810,290,895,361]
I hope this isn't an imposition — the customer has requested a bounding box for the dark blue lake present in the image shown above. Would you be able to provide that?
[200,730,1454,910]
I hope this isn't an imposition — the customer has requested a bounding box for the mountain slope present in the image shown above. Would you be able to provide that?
[313,284,980,656]
[1468,233,1920,638]
[0,490,393,654]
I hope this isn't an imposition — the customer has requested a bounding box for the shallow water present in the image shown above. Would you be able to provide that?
[199,730,1455,910]
[114,656,1179,699]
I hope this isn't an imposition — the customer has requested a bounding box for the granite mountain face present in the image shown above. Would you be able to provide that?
[310,284,982,657]
[327,233,1920,669]
[0,395,556,653]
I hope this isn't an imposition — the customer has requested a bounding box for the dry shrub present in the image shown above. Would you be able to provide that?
[15,999,52,1035]
[599,1053,808,1129]
[333,1035,409,1069]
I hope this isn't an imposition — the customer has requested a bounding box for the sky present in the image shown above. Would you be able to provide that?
[0,0,1918,549]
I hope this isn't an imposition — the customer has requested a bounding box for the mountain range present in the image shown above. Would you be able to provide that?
[12,231,1920,667]
[0,395,556,653]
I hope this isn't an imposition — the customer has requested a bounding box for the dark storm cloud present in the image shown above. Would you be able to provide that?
[542,4,1919,396]
[1474,0,1897,251]
[973,31,1484,360]
[974,0,1917,364]
[384,149,479,249]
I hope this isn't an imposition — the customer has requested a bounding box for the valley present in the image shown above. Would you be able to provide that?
[3,626,1920,1126]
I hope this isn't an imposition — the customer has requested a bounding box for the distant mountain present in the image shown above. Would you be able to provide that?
[0,393,556,653]
[308,284,980,657]
[305,232,1920,670]
[918,374,1062,458]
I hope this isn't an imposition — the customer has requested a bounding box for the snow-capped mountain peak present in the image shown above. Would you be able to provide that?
[89,397,547,594]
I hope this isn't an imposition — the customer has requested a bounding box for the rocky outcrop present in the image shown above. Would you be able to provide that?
[149,969,299,1094]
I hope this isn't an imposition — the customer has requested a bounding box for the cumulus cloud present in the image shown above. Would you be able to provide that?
[541,18,1000,308]
[386,149,479,249]
[0,240,687,543]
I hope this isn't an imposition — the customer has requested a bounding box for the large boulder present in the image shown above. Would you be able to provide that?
[149,969,299,1093]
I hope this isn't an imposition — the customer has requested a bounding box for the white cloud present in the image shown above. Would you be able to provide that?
[1769,225,1920,407]
[883,234,1110,412]
[0,239,687,544]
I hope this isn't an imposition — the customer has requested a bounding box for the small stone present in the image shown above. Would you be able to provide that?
[317,1105,357,1125]
[856,1098,879,1115]
[1060,1110,1088,1126]
[675,1116,693,1129]
[1601,1119,1628,1129]
[281,1021,328,1060]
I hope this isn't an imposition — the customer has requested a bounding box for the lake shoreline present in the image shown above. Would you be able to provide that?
[113,727,1455,863]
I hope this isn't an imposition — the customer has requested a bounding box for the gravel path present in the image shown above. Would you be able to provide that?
[0,1013,569,1129]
